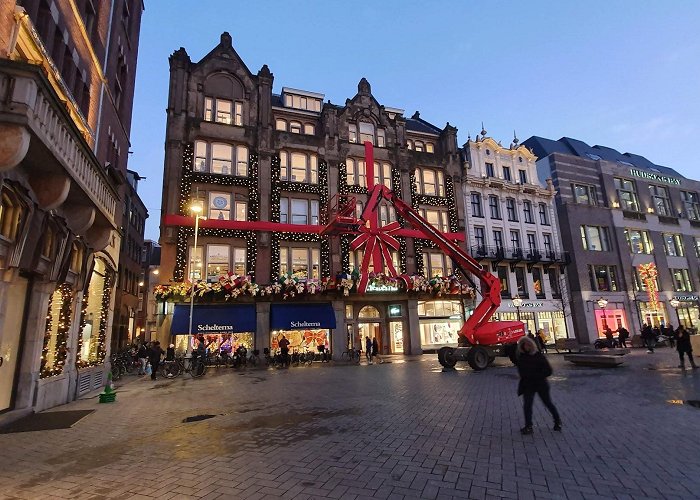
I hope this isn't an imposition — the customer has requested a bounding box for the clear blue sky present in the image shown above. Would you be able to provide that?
[130,0,700,241]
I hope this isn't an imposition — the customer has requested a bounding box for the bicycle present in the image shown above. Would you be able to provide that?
[175,355,207,378]
[340,348,361,364]
[160,359,181,378]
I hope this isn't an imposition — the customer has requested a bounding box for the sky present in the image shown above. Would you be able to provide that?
[129,0,700,241]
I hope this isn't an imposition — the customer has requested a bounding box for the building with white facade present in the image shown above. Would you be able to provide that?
[462,130,573,340]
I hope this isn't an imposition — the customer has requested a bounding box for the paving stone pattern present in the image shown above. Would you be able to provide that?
[1,349,699,499]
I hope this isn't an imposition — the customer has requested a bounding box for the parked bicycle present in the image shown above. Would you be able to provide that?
[340,348,361,364]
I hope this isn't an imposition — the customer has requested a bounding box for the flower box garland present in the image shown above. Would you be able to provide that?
[155,271,474,302]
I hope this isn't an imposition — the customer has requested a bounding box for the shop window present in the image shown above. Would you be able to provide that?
[417,300,462,346]
[625,229,653,254]
[79,259,110,364]
[0,191,23,241]
[414,168,445,197]
[279,246,320,279]
[638,302,667,328]
[280,151,318,184]
[193,140,248,176]
[280,197,319,225]
[41,284,73,377]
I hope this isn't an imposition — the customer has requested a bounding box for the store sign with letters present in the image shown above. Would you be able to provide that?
[629,169,681,186]
[507,302,544,308]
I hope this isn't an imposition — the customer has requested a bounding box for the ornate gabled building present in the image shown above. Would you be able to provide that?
[462,129,573,340]
[0,0,142,420]
[156,33,472,356]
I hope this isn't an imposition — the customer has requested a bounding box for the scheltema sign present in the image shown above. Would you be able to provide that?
[629,169,681,185]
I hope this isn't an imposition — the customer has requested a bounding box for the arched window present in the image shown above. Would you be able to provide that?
[414,141,424,152]
[359,306,380,319]
[289,121,302,134]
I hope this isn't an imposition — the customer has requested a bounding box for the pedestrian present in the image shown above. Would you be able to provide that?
[278,335,290,368]
[675,326,698,370]
[515,336,561,435]
[365,336,373,364]
[372,337,381,363]
[664,324,675,348]
[137,341,149,375]
[642,323,655,353]
[148,341,164,380]
[536,329,548,353]
[617,326,629,348]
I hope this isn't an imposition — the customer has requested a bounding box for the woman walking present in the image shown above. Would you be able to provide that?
[516,336,561,435]
[675,326,698,370]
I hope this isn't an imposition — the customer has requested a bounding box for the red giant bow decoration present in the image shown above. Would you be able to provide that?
[350,142,402,292]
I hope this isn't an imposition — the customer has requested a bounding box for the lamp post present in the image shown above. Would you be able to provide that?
[597,297,609,332]
[669,298,681,327]
[512,296,523,323]
[187,204,205,356]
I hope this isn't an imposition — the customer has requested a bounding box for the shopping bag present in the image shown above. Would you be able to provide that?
[145,363,152,375]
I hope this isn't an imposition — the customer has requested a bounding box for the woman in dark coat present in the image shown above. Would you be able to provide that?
[148,341,164,380]
[516,336,561,435]
[675,326,698,370]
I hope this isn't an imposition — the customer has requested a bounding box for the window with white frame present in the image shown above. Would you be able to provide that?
[422,251,452,278]
[671,268,693,292]
[359,122,374,144]
[208,191,247,221]
[280,197,320,225]
[421,208,449,232]
[580,225,611,251]
[279,246,320,279]
[204,97,242,126]
[663,233,685,256]
[280,151,318,183]
[414,168,445,196]
[346,159,392,188]
[193,140,248,176]
[379,204,397,226]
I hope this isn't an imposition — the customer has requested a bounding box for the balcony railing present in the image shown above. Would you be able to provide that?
[470,245,568,264]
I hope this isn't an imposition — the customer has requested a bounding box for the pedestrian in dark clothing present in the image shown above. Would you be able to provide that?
[642,323,655,353]
[516,336,561,435]
[604,327,614,347]
[148,341,164,380]
[372,337,381,363]
[675,326,698,370]
[617,327,629,348]
[365,336,373,364]
[137,342,149,375]
[278,335,290,368]
[664,324,675,348]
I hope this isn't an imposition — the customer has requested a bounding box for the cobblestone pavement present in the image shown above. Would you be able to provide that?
[1,348,699,500]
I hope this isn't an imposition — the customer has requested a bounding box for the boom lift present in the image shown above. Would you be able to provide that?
[323,182,525,370]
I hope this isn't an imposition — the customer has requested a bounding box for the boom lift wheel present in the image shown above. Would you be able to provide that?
[437,347,457,368]
[466,346,490,371]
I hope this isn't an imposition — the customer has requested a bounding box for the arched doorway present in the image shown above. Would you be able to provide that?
[358,305,381,355]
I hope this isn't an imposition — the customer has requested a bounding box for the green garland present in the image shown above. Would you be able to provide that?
[40,284,73,378]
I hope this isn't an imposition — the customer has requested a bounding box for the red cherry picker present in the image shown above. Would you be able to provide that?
[322,143,525,370]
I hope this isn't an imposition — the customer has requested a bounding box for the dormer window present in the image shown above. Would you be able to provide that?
[276,119,316,135]
[289,121,302,134]
[414,141,424,152]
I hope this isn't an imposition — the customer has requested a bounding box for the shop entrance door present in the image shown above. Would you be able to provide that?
[0,277,29,412]
[358,322,381,356]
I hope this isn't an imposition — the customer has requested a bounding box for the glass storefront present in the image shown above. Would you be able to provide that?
[638,301,668,328]
[270,329,330,352]
[389,321,404,353]
[79,259,111,363]
[676,303,699,331]
[494,310,568,340]
[174,332,254,355]
[418,300,463,348]
[594,308,628,337]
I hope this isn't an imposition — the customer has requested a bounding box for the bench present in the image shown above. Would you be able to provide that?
[592,348,631,356]
[554,339,583,353]
[564,354,624,367]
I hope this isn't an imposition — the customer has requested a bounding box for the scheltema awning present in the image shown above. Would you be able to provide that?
[270,303,337,331]
[171,304,256,335]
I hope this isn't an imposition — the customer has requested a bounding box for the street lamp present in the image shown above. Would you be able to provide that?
[512,296,523,322]
[670,298,681,327]
[597,297,609,331]
[187,203,206,356]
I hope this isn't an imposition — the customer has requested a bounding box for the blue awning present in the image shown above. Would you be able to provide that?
[270,303,336,331]
[171,304,256,335]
